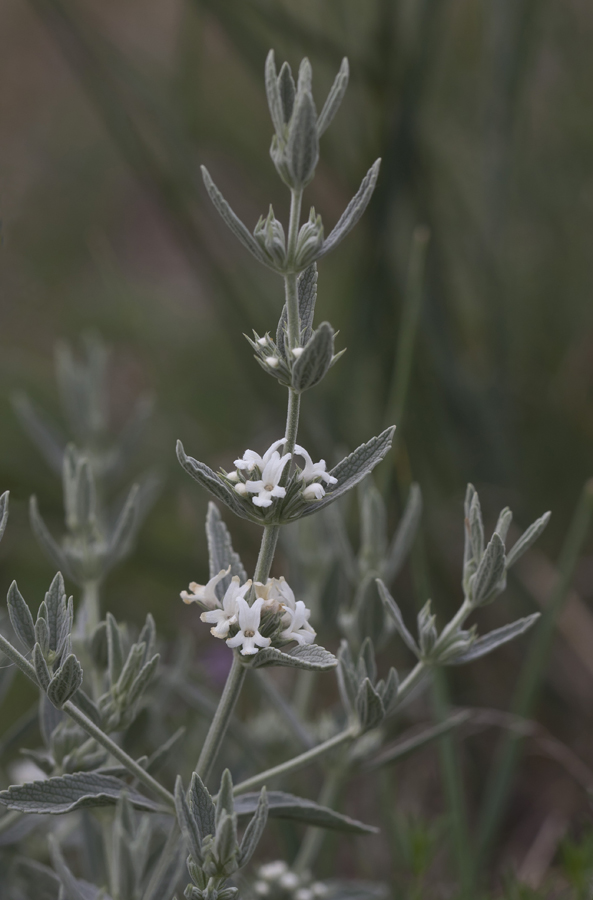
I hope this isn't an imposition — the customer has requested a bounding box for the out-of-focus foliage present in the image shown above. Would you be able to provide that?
[1,0,593,895]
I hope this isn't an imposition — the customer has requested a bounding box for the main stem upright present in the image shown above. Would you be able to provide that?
[193,187,305,784]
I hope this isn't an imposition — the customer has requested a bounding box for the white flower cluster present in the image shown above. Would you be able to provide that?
[181,571,315,656]
[254,860,329,899]
[226,439,337,507]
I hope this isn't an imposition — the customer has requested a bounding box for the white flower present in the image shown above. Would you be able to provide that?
[201,577,251,638]
[266,357,279,368]
[180,567,230,609]
[246,450,291,507]
[280,600,316,645]
[302,483,325,501]
[279,873,300,890]
[234,483,248,497]
[256,575,297,617]
[256,335,269,346]
[226,470,240,482]
[226,597,271,655]
[294,445,337,486]
[291,347,304,359]
[234,439,286,473]
[259,861,288,881]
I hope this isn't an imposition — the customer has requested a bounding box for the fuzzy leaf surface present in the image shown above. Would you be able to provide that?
[177,441,258,523]
[319,160,381,257]
[450,614,540,664]
[250,643,337,671]
[234,791,377,834]
[0,773,160,814]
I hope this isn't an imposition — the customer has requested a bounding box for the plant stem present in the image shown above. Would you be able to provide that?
[195,652,247,782]
[253,525,280,584]
[284,389,301,459]
[0,632,175,810]
[233,726,357,796]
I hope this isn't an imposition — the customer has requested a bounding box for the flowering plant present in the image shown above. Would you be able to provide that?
[0,51,551,900]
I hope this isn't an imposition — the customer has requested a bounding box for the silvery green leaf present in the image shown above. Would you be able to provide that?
[468,492,484,563]
[234,791,378,834]
[381,667,399,715]
[107,484,139,565]
[45,572,67,653]
[117,643,145,695]
[494,507,513,544]
[250,643,337,671]
[277,61,296,124]
[317,57,349,136]
[176,441,259,524]
[417,601,438,656]
[216,769,235,826]
[0,490,9,543]
[365,711,471,770]
[319,159,381,257]
[138,613,157,662]
[49,835,88,900]
[463,483,477,569]
[33,642,51,690]
[277,264,318,357]
[356,678,385,732]
[359,479,387,572]
[69,687,102,728]
[359,637,377,685]
[383,483,422,584]
[12,392,64,474]
[146,726,185,775]
[214,810,239,873]
[175,776,202,862]
[201,167,274,270]
[127,654,159,707]
[286,91,319,188]
[375,580,419,656]
[296,427,395,519]
[337,641,358,713]
[189,771,216,840]
[450,614,540,665]
[291,322,335,392]
[297,57,313,95]
[206,503,247,596]
[7,580,35,650]
[30,496,73,579]
[0,772,160,814]
[47,655,83,708]
[106,614,124,685]
[506,511,552,568]
[471,533,506,605]
[264,50,284,134]
[238,787,268,867]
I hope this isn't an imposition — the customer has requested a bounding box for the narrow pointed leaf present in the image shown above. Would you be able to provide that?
[174,776,202,861]
[239,787,268,866]
[264,50,283,133]
[376,580,419,655]
[317,58,349,136]
[506,512,552,568]
[176,441,259,523]
[250,643,337,671]
[7,581,36,650]
[189,771,216,840]
[472,533,506,605]
[201,167,273,270]
[0,773,160,814]
[0,490,9,543]
[47,655,83,708]
[291,322,334,392]
[320,160,381,257]
[383,483,422,583]
[234,791,378,834]
[287,91,319,187]
[451,614,540,665]
[30,496,72,578]
[206,503,247,592]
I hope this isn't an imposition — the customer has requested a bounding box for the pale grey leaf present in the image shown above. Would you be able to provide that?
[376,580,419,655]
[295,427,395,519]
[277,61,296,124]
[189,771,216,840]
[0,490,9,543]
[201,167,273,270]
[234,791,377,834]
[506,512,552,568]
[239,787,268,867]
[451,614,540,665]
[7,580,36,650]
[206,502,247,594]
[383,483,422,583]
[107,484,139,567]
[45,572,66,653]
[250,643,337,671]
[264,50,283,134]
[287,91,319,187]
[174,776,202,862]
[356,678,385,732]
[320,160,381,257]
[291,322,334,392]
[317,58,349,136]
[30,497,73,579]
[471,533,506,605]
[0,773,160,814]
[33,643,51,691]
[277,263,318,356]
[176,441,258,524]
[47,655,83,708]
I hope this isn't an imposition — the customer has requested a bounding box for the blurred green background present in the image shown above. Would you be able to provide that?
[2,0,593,894]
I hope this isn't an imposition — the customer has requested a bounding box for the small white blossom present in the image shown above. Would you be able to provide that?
[266,356,279,368]
[302,483,325,501]
[226,597,271,655]
[295,445,337,486]
[246,450,291,507]
[291,347,304,358]
[234,482,248,497]
[256,335,270,346]
[259,861,288,881]
[226,470,240,482]
[234,439,285,473]
[279,872,300,890]
[201,577,251,638]
[280,600,316,645]
[180,567,230,609]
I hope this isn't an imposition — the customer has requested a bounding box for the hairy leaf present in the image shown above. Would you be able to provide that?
[234,791,377,834]
[7,580,36,650]
[176,441,258,523]
[320,160,381,257]
[251,643,337,671]
[47,654,84,708]
[383,483,422,584]
[471,533,506,605]
[239,787,268,866]
[376,580,419,656]
[506,511,552,567]
[0,773,160,814]
[451,614,540,665]
[206,503,247,593]
[317,58,349,136]
[291,322,335,392]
